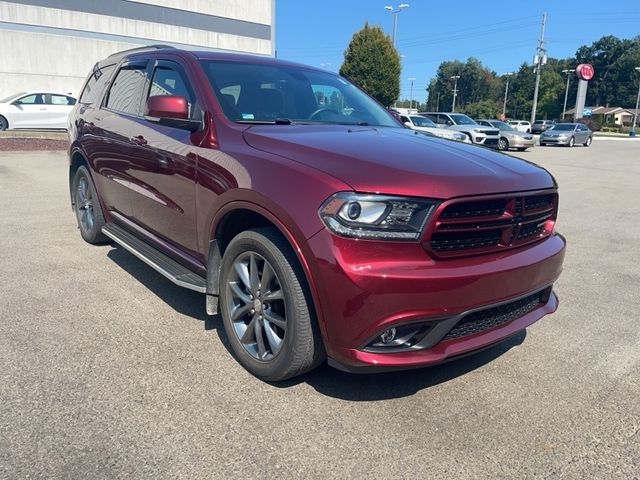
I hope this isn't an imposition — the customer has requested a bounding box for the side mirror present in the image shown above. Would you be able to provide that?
[144,95,201,131]
[404,121,412,127]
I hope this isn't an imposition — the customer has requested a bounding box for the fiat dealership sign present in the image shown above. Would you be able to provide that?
[576,63,595,81]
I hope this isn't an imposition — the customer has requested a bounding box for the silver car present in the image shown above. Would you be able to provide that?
[539,123,593,147]
[477,119,535,151]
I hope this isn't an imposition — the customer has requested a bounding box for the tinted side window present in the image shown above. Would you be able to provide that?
[50,95,76,106]
[16,94,45,105]
[424,114,438,123]
[106,65,148,115]
[148,64,195,118]
[400,115,409,123]
[79,64,115,105]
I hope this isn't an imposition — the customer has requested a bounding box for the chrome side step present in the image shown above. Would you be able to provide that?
[102,223,206,293]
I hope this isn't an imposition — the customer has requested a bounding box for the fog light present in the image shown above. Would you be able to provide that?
[365,324,432,351]
[379,328,397,344]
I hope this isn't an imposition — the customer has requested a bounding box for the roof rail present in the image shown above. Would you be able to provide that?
[108,44,176,58]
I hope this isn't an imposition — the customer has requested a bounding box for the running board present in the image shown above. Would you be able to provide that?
[102,223,206,293]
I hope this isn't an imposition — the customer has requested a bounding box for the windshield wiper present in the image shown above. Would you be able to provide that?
[235,118,294,125]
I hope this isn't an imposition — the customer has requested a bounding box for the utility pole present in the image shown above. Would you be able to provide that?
[530,12,547,125]
[451,75,460,112]
[408,77,416,110]
[502,72,513,118]
[633,67,640,134]
[561,68,575,119]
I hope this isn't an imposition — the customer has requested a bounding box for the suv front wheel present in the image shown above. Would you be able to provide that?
[219,228,324,381]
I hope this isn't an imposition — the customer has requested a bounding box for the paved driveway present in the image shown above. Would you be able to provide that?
[1,139,638,478]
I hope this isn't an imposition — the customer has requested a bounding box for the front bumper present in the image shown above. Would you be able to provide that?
[509,137,535,148]
[540,136,571,145]
[304,229,566,371]
[474,135,500,147]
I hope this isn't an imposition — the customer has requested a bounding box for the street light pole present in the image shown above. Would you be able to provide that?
[561,69,575,119]
[502,72,513,118]
[451,75,460,112]
[408,77,416,110]
[632,67,640,134]
[530,12,547,124]
[384,4,409,47]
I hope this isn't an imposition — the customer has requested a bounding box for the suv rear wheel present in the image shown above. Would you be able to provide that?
[219,228,324,381]
[72,166,107,244]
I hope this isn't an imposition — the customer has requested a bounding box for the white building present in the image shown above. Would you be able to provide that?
[0,0,274,98]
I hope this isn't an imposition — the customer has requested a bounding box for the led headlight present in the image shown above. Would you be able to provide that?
[319,192,438,240]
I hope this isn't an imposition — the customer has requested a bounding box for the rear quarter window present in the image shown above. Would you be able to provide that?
[79,64,115,105]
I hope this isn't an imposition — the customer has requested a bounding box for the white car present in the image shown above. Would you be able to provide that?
[400,114,470,143]
[0,91,77,130]
[508,120,531,133]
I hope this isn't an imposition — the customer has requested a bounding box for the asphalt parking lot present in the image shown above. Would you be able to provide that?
[1,139,639,478]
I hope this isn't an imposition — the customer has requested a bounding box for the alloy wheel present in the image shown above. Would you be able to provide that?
[226,251,287,361]
[76,176,95,233]
[499,138,508,151]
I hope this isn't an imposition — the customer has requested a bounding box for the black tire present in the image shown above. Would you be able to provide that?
[584,136,592,147]
[219,228,324,381]
[0,115,8,131]
[72,165,108,244]
[498,137,509,151]
[539,142,546,146]
[568,136,575,147]
[517,147,528,151]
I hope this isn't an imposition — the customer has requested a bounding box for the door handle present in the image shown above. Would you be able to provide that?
[39,107,47,111]
[131,135,148,145]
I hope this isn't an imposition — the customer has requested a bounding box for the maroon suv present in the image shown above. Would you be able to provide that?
[68,45,565,381]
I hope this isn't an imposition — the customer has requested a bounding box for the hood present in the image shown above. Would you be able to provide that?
[243,125,554,199]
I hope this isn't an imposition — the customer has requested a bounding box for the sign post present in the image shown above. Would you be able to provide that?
[574,64,594,120]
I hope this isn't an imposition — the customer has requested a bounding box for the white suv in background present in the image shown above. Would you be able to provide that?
[0,92,77,130]
[508,120,531,133]
[420,112,500,148]
[400,114,470,143]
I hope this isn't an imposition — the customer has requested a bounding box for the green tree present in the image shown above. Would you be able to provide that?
[340,23,401,106]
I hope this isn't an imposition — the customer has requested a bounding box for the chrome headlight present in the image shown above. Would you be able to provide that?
[319,192,438,240]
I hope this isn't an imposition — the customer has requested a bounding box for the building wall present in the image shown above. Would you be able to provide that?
[0,0,274,98]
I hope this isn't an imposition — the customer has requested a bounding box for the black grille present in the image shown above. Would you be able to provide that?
[428,192,557,257]
[442,290,545,341]
[431,230,502,252]
[517,222,544,240]
[525,194,554,210]
[439,199,507,219]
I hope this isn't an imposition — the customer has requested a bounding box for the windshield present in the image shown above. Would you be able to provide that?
[550,124,576,131]
[491,121,513,131]
[0,92,26,103]
[200,61,398,127]
[410,116,437,127]
[449,114,477,125]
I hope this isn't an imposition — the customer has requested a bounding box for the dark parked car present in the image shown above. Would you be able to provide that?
[68,45,566,381]
[531,119,556,134]
[539,123,593,147]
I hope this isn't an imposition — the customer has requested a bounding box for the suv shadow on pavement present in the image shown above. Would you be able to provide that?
[279,331,526,401]
[107,243,525,400]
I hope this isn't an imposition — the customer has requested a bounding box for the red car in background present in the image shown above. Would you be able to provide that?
[68,45,565,381]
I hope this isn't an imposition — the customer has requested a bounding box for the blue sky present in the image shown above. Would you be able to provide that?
[275,0,640,102]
